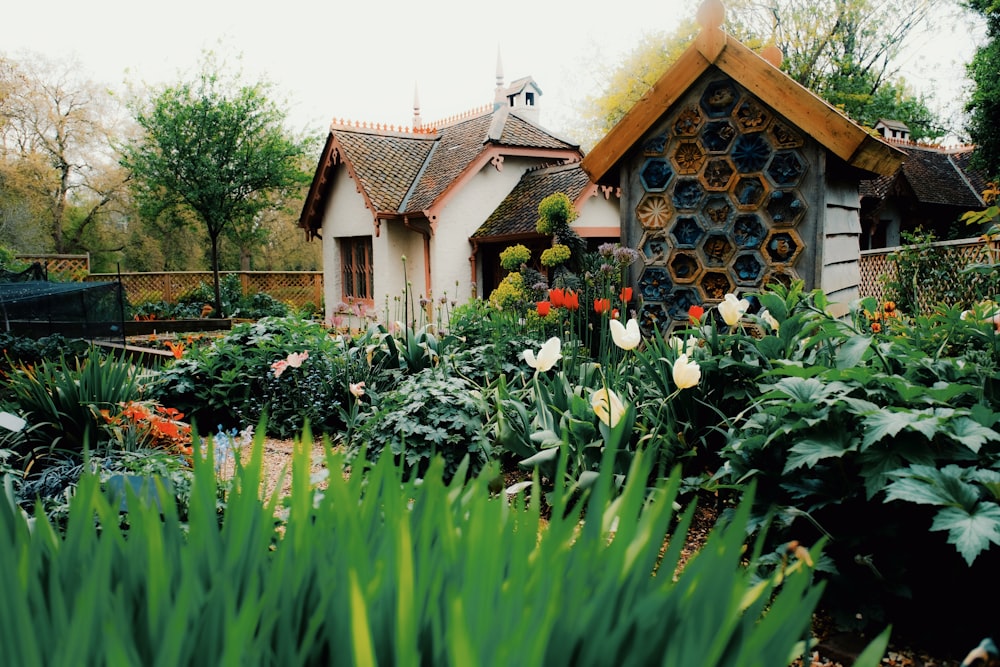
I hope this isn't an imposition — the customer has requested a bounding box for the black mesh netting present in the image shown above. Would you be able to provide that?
[0,263,128,342]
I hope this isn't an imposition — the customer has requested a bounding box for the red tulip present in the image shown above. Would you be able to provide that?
[594,298,611,314]
[688,304,705,322]
[619,286,633,303]
[564,290,580,311]
[537,301,551,316]
[549,288,566,308]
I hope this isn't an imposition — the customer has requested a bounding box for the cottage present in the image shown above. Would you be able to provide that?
[580,0,905,329]
[298,60,620,324]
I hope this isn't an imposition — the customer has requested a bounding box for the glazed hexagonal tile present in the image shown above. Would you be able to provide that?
[640,231,669,264]
[702,195,734,228]
[700,270,734,301]
[767,150,806,187]
[765,189,807,227]
[730,252,766,286]
[665,287,702,320]
[768,119,804,149]
[670,216,704,248]
[701,157,735,191]
[733,98,771,133]
[733,175,770,209]
[671,140,706,175]
[640,158,674,192]
[638,301,670,332]
[763,229,803,265]
[636,194,673,230]
[700,79,740,118]
[701,119,737,153]
[730,134,772,173]
[643,133,669,155]
[639,266,673,302]
[673,106,704,136]
[762,265,799,290]
[668,250,702,284]
[732,214,766,249]
[699,232,735,267]
[671,178,706,211]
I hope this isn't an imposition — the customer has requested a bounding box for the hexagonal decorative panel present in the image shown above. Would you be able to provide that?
[670,216,704,247]
[671,179,705,211]
[765,190,806,227]
[702,120,737,152]
[733,214,766,249]
[673,106,703,136]
[734,98,771,133]
[732,252,765,285]
[669,251,701,284]
[731,134,772,173]
[701,80,739,118]
[701,157,735,191]
[641,158,674,192]
[637,194,672,230]
[672,140,706,174]
[767,151,806,186]
[764,230,802,264]
[703,195,733,227]
[639,266,673,301]
[638,301,670,331]
[734,175,768,209]
[700,232,735,267]
[630,74,812,332]
[640,232,668,264]
[700,270,733,301]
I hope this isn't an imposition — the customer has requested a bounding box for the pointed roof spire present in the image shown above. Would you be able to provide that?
[494,44,505,110]
[413,83,422,130]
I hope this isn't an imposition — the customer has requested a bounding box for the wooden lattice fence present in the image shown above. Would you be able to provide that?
[84,271,323,310]
[14,254,90,278]
[859,238,999,314]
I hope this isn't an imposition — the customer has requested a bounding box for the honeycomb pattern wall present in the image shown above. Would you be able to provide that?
[635,75,809,332]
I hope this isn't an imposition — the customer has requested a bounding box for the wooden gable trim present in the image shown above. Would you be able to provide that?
[580,2,904,186]
[420,145,583,232]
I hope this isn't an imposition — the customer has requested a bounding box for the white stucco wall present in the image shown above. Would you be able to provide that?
[572,188,622,236]
[428,155,539,304]
[320,168,376,322]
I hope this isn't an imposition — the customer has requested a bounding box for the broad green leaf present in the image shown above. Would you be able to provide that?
[519,447,560,467]
[945,416,1000,454]
[835,335,871,369]
[884,464,980,509]
[930,503,1000,565]
[860,410,915,450]
[785,434,857,472]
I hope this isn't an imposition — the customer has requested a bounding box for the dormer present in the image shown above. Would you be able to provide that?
[493,48,542,124]
[874,119,911,143]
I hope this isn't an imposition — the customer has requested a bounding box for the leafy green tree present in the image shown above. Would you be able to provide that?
[584,0,943,141]
[122,52,310,316]
[965,0,1000,179]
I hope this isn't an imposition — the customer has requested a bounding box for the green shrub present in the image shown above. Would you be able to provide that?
[354,368,491,481]
[0,433,889,666]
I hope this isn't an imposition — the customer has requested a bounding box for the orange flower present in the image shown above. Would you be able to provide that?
[164,340,185,359]
[884,301,896,313]
[564,290,579,311]
[537,301,551,317]
[549,288,566,308]
[871,322,882,333]
[619,286,633,303]
[594,298,611,314]
[688,305,705,322]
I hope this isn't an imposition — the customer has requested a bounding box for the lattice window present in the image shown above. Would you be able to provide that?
[341,237,373,301]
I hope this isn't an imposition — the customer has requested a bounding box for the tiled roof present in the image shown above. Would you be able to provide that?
[860,144,987,208]
[472,163,591,239]
[327,109,579,216]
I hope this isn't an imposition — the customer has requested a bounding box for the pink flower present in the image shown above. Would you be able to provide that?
[271,359,289,378]
[350,381,366,399]
[287,351,309,368]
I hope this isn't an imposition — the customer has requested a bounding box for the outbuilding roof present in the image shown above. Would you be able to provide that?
[580,0,905,186]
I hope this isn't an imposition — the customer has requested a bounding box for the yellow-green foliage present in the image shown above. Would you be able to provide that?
[489,271,527,311]
[499,244,531,271]
[536,193,578,235]
[540,244,571,268]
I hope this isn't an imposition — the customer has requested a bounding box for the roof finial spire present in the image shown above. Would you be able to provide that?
[413,83,422,130]
[494,44,505,111]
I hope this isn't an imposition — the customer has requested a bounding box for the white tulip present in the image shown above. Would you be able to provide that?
[591,387,626,427]
[609,317,642,350]
[719,293,750,326]
[523,336,562,372]
[672,353,701,390]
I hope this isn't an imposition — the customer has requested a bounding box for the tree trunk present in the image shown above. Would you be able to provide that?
[210,233,224,318]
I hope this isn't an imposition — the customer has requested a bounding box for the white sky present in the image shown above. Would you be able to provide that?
[0,0,987,142]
